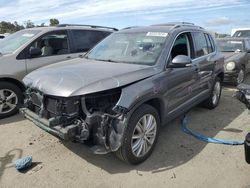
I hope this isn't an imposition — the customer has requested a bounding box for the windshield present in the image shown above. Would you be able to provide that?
[217,40,243,52]
[233,30,250,37]
[86,32,168,66]
[0,30,41,55]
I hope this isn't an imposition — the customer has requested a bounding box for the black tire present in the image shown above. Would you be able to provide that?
[236,67,245,85]
[202,77,222,109]
[0,82,23,119]
[115,104,160,165]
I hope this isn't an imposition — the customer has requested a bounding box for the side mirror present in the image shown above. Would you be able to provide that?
[169,55,192,68]
[29,47,42,58]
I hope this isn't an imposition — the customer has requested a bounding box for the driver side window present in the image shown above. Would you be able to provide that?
[169,33,192,62]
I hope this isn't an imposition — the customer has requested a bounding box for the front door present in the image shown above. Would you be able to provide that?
[165,32,200,115]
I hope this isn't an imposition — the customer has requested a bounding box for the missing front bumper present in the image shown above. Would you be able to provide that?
[20,108,78,141]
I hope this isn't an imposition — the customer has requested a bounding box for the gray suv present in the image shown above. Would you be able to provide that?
[0,24,116,118]
[21,23,224,164]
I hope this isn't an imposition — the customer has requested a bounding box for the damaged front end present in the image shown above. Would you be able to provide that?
[20,87,129,154]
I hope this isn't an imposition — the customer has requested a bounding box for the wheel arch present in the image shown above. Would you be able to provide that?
[0,77,26,92]
[122,97,165,125]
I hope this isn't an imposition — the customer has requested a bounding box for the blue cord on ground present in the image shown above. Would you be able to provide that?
[181,114,244,145]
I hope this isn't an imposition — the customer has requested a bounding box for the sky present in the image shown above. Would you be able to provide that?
[0,0,250,34]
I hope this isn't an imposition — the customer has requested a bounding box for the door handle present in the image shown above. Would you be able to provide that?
[66,56,71,59]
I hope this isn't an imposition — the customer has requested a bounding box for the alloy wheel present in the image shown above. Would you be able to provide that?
[0,89,18,114]
[131,114,157,157]
[212,81,221,105]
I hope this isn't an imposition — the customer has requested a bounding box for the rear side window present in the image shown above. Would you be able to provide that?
[71,30,111,53]
[192,32,209,58]
[205,34,214,53]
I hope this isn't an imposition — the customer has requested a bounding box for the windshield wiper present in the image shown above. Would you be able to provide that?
[90,58,118,63]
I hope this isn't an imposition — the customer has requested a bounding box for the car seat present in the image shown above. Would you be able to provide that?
[41,40,53,56]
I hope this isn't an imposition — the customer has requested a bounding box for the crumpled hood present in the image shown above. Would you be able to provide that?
[222,52,245,62]
[23,58,161,97]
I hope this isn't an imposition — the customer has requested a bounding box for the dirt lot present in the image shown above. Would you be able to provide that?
[1,86,250,188]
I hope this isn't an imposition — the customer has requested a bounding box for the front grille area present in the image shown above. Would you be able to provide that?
[27,89,80,120]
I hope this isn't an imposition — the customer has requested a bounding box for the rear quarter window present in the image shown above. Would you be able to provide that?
[205,34,215,53]
[71,30,111,53]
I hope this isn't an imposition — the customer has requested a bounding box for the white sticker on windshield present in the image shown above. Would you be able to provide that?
[22,33,35,37]
[146,32,168,37]
[229,41,242,44]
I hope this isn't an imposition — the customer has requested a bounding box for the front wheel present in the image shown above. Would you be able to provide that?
[0,82,23,119]
[115,104,160,164]
[202,77,222,109]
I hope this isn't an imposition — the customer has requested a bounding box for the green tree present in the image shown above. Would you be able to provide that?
[14,21,25,31]
[24,20,35,28]
[49,19,59,26]
[0,21,24,33]
[36,23,46,27]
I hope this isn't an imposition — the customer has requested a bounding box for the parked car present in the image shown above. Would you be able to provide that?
[232,28,250,38]
[217,38,250,84]
[0,24,117,118]
[21,22,224,164]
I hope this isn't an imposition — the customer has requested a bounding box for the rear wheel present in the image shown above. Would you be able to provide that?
[115,104,160,164]
[202,77,222,109]
[0,82,23,119]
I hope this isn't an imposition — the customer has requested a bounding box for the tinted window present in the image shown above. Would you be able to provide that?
[205,34,214,53]
[193,32,209,58]
[171,33,192,59]
[30,30,69,57]
[0,36,4,39]
[71,30,111,53]
[208,35,215,52]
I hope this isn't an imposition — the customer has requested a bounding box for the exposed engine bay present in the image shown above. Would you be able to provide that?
[21,87,128,153]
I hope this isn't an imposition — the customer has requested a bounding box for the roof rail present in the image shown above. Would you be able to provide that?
[122,26,141,30]
[57,24,118,31]
[151,22,204,30]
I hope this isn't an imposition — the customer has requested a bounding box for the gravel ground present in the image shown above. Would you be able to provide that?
[1,85,250,188]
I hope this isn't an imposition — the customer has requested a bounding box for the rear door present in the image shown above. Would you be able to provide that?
[69,30,111,58]
[25,30,72,74]
[191,32,215,94]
